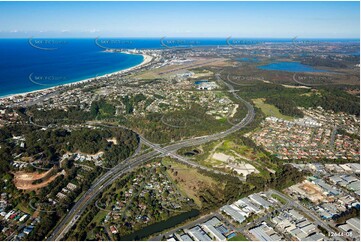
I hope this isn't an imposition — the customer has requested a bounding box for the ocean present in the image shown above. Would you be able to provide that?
[0,39,145,97]
[0,38,359,97]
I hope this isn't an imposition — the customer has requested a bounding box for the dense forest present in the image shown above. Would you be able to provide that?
[90,99,116,117]
[237,83,360,116]
[0,125,139,172]
[300,56,348,68]
[125,103,231,143]
[121,94,147,114]
[266,96,304,117]
[197,163,306,211]
[27,98,120,125]
[28,106,94,125]
[300,54,360,68]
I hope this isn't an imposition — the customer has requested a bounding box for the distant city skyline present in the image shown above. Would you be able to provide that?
[0,1,360,38]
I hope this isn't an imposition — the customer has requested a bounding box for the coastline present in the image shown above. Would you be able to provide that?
[0,52,152,101]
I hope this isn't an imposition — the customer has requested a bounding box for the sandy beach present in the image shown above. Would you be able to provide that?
[0,52,153,101]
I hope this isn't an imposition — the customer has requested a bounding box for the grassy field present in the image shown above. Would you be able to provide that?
[179,134,279,175]
[16,202,33,215]
[91,210,108,225]
[271,193,287,205]
[252,98,294,121]
[229,233,248,241]
[207,140,271,166]
[163,158,223,207]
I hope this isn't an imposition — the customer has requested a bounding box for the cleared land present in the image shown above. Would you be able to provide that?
[252,98,294,121]
[163,159,224,207]
[13,168,63,190]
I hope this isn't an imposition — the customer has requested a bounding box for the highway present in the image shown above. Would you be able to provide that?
[138,136,245,179]
[267,189,343,241]
[47,73,255,240]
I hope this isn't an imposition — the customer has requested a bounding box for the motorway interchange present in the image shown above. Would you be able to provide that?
[47,73,255,240]
[20,70,350,242]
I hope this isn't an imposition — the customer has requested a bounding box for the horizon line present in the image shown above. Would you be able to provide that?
[0,37,360,40]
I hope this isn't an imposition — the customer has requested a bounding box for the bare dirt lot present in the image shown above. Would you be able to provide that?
[299,181,326,203]
[13,168,64,190]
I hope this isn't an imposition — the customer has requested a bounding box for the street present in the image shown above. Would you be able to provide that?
[47,73,255,241]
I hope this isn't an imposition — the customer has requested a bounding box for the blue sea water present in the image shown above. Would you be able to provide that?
[258,62,328,72]
[0,38,358,97]
[0,39,145,97]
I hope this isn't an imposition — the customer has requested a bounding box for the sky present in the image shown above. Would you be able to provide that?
[0,1,359,38]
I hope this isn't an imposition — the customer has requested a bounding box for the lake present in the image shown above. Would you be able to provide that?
[258,62,328,72]
[236,57,259,62]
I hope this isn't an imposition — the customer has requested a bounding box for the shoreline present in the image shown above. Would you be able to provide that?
[0,52,152,101]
